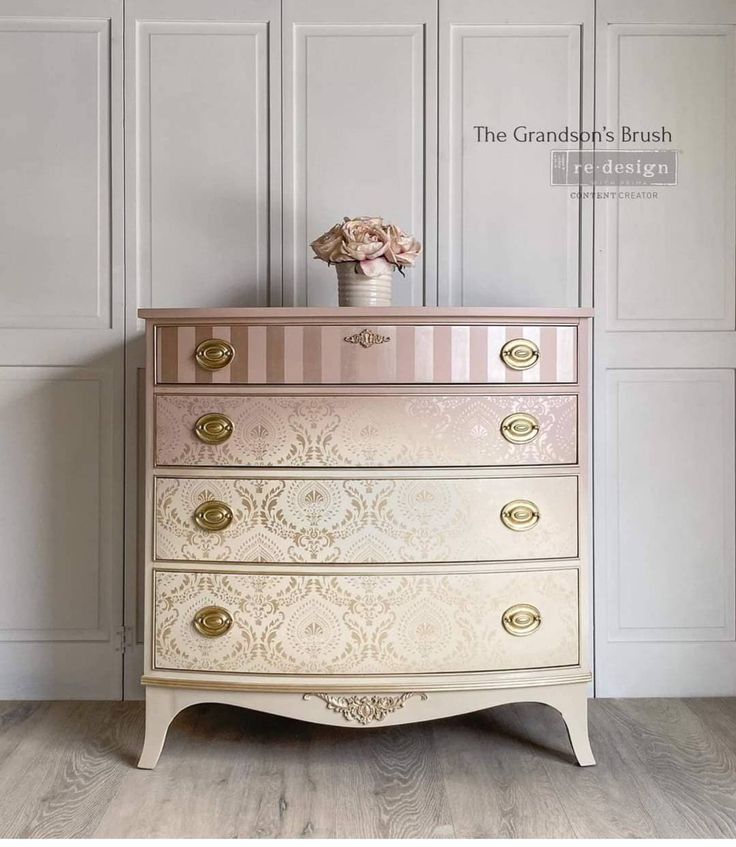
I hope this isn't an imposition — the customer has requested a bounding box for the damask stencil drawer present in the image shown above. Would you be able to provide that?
[155,393,578,467]
[154,475,579,564]
[152,568,580,675]
[155,323,577,385]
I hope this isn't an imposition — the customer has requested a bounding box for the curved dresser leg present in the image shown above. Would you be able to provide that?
[551,683,596,767]
[138,686,179,769]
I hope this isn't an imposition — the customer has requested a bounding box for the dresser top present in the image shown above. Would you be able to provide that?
[139,306,593,323]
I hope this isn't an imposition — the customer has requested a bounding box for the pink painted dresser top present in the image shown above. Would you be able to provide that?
[140,306,593,323]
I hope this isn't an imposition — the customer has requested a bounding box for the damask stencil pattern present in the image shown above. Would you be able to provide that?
[153,569,580,674]
[154,475,579,563]
[155,393,578,467]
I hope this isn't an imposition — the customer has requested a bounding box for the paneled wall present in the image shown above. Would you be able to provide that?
[438,0,593,307]
[283,0,436,307]
[594,0,736,695]
[0,0,124,698]
[126,0,281,314]
[1,0,734,697]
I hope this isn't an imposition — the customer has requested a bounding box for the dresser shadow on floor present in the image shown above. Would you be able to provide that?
[157,700,578,767]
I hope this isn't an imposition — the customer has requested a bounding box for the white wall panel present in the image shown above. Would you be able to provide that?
[605,25,736,331]
[0,18,111,328]
[0,370,112,640]
[283,0,436,307]
[439,0,594,308]
[132,16,277,311]
[605,370,735,642]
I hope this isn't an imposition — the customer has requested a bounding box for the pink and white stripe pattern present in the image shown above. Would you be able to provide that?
[156,323,578,385]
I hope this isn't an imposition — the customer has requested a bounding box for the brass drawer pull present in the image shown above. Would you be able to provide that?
[500,499,540,531]
[500,412,540,444]
[500,338,539,370]
[195,338,235,370]
[502,603,541,636]
[193,500,233,532]
[194,413,234,445]
[193,606,233,638]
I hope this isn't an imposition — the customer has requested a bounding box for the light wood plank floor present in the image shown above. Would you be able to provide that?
[0,698,734,838]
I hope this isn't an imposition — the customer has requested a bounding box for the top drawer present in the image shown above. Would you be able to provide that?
[155,323,577,385]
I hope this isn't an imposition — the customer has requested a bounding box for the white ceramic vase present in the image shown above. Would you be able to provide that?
[336,262,393,306]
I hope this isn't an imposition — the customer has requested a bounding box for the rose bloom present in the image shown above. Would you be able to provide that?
[310,217,421,276]
[340,218,389,262]
[310,222,346,264]
[385,224,422,267]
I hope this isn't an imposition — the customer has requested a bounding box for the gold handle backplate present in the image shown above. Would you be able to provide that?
[500,412,540,444]
[193,606,233,638]
[502,603,542,636]
[500,338,540,370]
[500,499,540,531]
[193,500,233,532]
[194,413,234,445]
[195,338,235,370]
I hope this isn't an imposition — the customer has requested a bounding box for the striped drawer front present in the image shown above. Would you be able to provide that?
[153,567,580,675]
[155,323,577,385]
[155,393,578,467]
[154,475,578,564]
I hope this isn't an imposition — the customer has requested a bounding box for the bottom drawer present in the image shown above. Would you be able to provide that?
[153,568,579,675]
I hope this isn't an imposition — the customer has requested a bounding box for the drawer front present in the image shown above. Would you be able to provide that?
[154,475,578,563]
[156,324,577,385]
[153,568,579,675]
[155,393,578,467]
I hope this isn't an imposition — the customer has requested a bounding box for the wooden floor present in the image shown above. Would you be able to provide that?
[0,698,735,838]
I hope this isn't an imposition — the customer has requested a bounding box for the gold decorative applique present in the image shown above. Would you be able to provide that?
[303,693,428,724]
[343,328,391,348]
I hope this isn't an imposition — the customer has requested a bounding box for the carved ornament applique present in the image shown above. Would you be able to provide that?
[343,329,391,349]
[303,692,427,725]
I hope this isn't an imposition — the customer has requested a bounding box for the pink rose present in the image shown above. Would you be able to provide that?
[310,223,346,263]
[310,217,421,276]
[385,224,422,267]
[340,218,390,263]
[358,256,394,278]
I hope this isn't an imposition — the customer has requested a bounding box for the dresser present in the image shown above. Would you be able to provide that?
[137,307,595,768]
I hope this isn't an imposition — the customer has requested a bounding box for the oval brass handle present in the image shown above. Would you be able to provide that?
[500,338,540,371]
[193,500,233,532]
[194,413,234,445]
[195,338,235,370]
[193,606,233,638]
[502,603,541,636]
[500,499,540,531]
[500,412,540,444]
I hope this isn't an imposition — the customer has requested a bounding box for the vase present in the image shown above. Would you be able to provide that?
[336,262,393,306]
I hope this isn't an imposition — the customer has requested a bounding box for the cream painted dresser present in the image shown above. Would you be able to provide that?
[137,307,594,768]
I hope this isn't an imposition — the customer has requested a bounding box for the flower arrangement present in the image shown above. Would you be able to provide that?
[310,216,422,278]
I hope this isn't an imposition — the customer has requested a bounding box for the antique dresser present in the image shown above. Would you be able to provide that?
[137,307,594,768]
